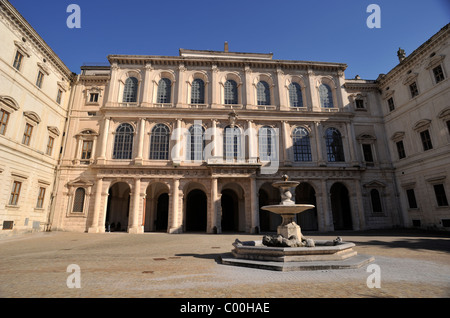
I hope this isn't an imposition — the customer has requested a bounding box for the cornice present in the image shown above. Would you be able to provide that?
[377,23,450,87]
[0,0,73,79]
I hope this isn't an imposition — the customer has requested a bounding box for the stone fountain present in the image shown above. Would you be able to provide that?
[220,175,374,271]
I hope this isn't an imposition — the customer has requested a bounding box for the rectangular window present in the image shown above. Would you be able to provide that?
[22,123,33,146]
[9,181,22,206]
[420,129,433,151]
[446,120,450,135]
[434,184,449,207]
[406,189,418,209]
[355,99,364,109]
[433,65,445,83]
[81,140,93,160]
[56,89,62,104]
[409,82,419,98]
[0,109,10,135]
[36,187,46,209]
[387,97,395,112]
[89,93,99,103]
[396,140,406,159]
[13,51,23,71]
[36,71,44,88]
[46,136,54,156]
[362,144,374,163]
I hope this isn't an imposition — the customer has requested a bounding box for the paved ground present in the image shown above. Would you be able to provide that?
[0,229,449,299]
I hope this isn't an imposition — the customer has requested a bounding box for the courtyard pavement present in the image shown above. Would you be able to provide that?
[0,229,449,301]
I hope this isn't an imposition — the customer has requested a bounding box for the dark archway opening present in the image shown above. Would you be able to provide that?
[105,182,130,232]
[330,182,353,230]
[186,189,207,232]
[155,193,169,231]
[221,189,239,232]
[295,183,318,231]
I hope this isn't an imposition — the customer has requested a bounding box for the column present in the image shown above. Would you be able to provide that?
[88,178,103,233]
[314,121,326,166]
[210,177,219,233]
[134,118,146,165]
[176,64,185,107]
[307,68,316,111]
[346,122,359,166]
[321,179,333,231]
[247,120,257,163]
[128,178,143,234]
[211,65,219,108]
[249,177,259,233]
[277,67,287,110]
[106,63,119,106]
[353,179,365,230]
[169,178,181,233]
[141,63,153,107]
[97,117,110,164]
[282,121,291,165]
[172,119,182,165]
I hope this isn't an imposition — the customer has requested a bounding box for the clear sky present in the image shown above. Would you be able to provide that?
[8,0,450,79]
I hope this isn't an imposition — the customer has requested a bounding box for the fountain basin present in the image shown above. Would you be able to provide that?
[220,239,375,271]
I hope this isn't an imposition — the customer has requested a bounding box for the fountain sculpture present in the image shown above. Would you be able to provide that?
[220,175,374,271]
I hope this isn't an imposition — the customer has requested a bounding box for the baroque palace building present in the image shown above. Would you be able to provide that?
[1,0,449,234]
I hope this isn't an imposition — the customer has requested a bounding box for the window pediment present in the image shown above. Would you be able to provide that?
[363,180,386,188]
[391,131,405,141]
[23,111,41,124]
[0,95,20,111]
[426,54,445,69]
[413,119,431,131]
[402,72,418,85]
[14,41,31,57]
[47,126,60,136]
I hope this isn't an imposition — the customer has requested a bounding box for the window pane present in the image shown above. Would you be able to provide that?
[13,51,23,70]
[434,184,449,207]
[259,126,277,161]
[325,128,345,162]
[36,71,44,88]
[73,188,85,212]
[188,125,205,161]
[157,78,171,103]
[46,137,54,156]
[370,189,383,212]
[224,80,238,104]
[223,126,241,159]
[257,81,270,106]
[319,84,333,108]
[81,140,93,159]
[122,77,138,103]
[289,83,303,107]
[293,127,312,162]
[433,65,445,83]
[191,79,205,104]
[406,189,418,209]
[362,144,374,162]
[409,82,419,98]
[0,109,10,135]
[388,97,395,112]
[9,181,22,206]
[420,130,433,151]
[150,124,170,160]
[113,124,134,159]
[37,187,46,208]
[22,123,33,145]
[396,140,406,159]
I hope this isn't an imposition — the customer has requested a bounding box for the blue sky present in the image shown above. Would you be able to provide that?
[9,0,450,79]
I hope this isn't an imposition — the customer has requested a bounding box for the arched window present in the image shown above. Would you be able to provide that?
[319,83,334,108]
[122,77,138,103]
[257,81,270,106]
[293,127,312,162]
[325,128,345,162]
[223,125,242,160]
[73,188,85,213]
[150,124,170,160]
[224,80,238,104]
[259,126,277,161]
[187,125,205,161]
[157,78,171,104]
[191,78,205,104]
[370,189,383,213]
[113,123,134,159]
[289,82,303,107]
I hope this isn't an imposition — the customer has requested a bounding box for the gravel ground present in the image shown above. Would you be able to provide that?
[0,229,449,299]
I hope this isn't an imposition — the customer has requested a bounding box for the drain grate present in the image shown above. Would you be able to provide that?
[153,258,166,261]
[142,271,154,274]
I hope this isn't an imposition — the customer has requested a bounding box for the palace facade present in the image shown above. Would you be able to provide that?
[1,0,449,234]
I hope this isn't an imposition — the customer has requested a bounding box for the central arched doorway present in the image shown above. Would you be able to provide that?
[145,182,169,232]
[295,182,318,231]
[221,183,245,232]
[155,193,169,231]
[185,189,207,232]
[105,182,130,232]
[330,182,353,230]
[258,182,281,233]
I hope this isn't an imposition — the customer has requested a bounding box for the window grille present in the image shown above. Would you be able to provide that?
[157,78,171,103]
[319,84,333,108]
[293,127,312,162]
[72,188,85,212]
[224,80,238,104]
[150,124,170,160]
[257,81,270,106]
[191,79,205,104]
[325,128,345,162]
[289,82,303,107]
[113,123,134,159]
[122,77,138,103]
